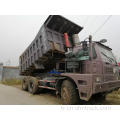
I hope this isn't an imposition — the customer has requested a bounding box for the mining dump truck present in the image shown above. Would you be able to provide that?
[19,15,120,104]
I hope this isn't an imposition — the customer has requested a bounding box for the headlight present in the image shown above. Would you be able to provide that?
[113,67,119,74]
[96,77,101,83]
[116,76,119,80]
[113,67,119,77]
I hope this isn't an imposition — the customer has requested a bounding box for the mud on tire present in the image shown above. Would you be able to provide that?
[22,77,29,91]
[28,77,39,94]
[61,80,80,105]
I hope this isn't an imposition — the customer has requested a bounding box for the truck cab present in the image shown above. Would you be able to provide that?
[58,37,120,102]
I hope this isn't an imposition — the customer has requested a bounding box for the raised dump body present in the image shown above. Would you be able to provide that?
[20,15,120,105]
[19,15,83,75]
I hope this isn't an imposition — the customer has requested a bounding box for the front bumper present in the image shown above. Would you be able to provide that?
[93,80,120,94]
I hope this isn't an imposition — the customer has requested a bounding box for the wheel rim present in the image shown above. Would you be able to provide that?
[22,80,26,89]
[29,81,34,93]
[30,82,34,89]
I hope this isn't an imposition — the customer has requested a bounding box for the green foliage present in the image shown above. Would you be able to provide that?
[0,78,21,85]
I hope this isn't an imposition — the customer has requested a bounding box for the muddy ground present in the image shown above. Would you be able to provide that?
[0,84,120,105]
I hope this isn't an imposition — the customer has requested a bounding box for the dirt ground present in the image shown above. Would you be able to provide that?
[0,84,61,105]
[0,84,120,105]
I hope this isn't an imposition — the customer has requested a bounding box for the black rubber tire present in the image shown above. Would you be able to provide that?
[22,77,29,91]
[28,77,39,94]
[61,80,80,105]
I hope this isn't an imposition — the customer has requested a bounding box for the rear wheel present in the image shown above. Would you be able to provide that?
[22,77,29,91]
[28,77,39,94]
[61,80,80,105]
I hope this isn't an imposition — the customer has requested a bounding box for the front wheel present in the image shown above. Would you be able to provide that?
[61,80,80,105]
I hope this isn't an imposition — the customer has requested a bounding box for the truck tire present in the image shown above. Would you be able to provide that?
[61,80,80,105]
[22,77,29,91]
[28,77,39,94]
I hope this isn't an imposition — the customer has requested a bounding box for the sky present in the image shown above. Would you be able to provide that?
[0,15,120,66]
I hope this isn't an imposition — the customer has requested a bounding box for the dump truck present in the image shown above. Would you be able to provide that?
[19,15,120,104]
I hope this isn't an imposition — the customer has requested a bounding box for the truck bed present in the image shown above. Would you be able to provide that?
[19,15,83,75]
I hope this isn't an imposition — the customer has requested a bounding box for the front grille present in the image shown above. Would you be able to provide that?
[105,67,113,74]
[108,82,119,88]
[104,75,114,82]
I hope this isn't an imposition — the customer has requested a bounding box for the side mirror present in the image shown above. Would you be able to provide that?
[99,39,107,43]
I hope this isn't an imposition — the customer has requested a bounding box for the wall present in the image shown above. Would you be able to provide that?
[0,63,3,81]
[0,64,22,81]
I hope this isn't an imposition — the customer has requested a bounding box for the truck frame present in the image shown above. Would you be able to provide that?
[20,15,120,104]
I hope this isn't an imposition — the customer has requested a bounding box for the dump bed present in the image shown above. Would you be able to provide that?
[19,15,83,75]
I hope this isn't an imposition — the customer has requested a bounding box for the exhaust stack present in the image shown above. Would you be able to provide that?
[72,34,80,46]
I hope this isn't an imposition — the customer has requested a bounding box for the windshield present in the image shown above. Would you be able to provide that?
[98,44,117,65]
